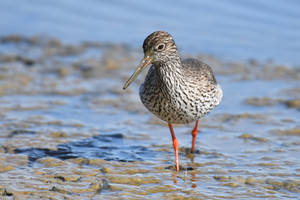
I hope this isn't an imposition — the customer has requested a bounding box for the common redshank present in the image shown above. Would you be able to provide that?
[123,31,222,171]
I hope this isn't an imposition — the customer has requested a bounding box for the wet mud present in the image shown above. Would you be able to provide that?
[0,35,299,199]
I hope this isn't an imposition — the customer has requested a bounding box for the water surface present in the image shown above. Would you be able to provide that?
[0,36,299,199]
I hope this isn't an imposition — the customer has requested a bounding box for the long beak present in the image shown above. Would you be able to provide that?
[123,54,153,90]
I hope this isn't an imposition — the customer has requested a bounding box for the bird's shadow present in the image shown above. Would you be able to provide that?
[14,133,155,166]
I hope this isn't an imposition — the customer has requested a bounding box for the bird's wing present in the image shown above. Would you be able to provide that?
[182,58,217,84]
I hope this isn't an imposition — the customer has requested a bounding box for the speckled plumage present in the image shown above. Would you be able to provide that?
[139,32,222,124]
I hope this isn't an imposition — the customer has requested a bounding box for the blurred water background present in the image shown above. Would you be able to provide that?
[0,0,299,65]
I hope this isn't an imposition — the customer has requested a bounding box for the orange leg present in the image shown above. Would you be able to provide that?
[191,120,199,153]
[168,123,179,171]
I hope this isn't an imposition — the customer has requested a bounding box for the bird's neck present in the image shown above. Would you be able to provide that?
[154,58,185,93]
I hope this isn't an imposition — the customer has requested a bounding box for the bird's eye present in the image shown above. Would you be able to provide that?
[156,44,165,51]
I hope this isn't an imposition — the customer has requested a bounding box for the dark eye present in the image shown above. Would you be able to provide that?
[156,44,165,51]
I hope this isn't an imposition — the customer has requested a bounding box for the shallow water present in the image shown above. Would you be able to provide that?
[1,0,300,64]
[0,35,299,199]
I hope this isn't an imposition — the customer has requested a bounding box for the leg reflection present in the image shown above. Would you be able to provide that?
[170,165,198,188]
[191,170,197,188]
[172,171,178,184]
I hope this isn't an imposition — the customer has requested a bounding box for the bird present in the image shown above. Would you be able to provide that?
[123,31,222,171]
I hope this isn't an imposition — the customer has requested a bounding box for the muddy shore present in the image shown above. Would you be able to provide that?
[0,35,299,199]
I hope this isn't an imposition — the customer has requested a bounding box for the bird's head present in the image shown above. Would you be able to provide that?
[123,31,177,90]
